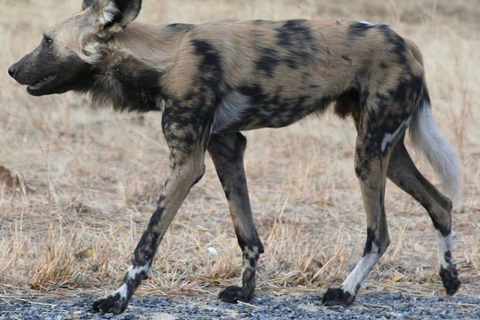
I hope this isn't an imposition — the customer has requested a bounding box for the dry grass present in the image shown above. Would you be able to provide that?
[0,0,479,301]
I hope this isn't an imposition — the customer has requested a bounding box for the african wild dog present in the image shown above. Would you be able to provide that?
[9,0,461,315]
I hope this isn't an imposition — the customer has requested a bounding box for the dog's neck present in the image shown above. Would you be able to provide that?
[85,23,185,112]
[112,22,182,69]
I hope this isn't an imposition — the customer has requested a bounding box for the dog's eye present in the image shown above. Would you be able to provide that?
[44,35,53,47]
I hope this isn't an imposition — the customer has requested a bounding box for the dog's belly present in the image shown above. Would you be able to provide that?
[211,90,330,134]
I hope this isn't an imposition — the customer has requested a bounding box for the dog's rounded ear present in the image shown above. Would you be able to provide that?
[96,0,142,34]
[82,0,95,10]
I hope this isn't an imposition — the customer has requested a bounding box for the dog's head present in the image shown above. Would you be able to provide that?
[8,0,142,96]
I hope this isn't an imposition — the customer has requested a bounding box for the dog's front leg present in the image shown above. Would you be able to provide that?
[92,105,212,314]
[207,133,264,303]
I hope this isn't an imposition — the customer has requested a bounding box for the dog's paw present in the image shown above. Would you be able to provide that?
[218,285,254,303]
[440,266,461,296]
[91,293,128,314]
[322,287,355,306]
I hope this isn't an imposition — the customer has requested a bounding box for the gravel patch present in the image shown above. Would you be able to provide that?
[1,292,479,320]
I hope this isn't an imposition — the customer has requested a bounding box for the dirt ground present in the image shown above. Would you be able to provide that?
[0,0,479,317]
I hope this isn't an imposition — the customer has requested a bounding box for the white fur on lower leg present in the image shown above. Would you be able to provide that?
[127,261,151,280]
[114,283,128,299]
[437,230,452,269]
[341,243,379,295]
[238,246,259,286]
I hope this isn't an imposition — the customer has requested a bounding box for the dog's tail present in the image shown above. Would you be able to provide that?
[407,41,462,206]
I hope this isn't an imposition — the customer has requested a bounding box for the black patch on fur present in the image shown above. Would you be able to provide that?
[275,19,313,47]
[133,207,164,264]
[349,22,375,38]
[335,88,360,119]
[238,84,269,107]
[236,236,247,252]
[191,39,223,90]
[255,48,281,77]
[378,25,408,65]
[273,20,316,70]
[363,227,376,256]
[249,258,256,267]
[166,23,195,32]
[285,58,299,69]
[89,63,163,112]
[389,76,423,104]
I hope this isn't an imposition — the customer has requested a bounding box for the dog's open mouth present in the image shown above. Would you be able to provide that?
[27,75,57,92]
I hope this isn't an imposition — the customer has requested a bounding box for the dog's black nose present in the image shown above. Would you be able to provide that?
[8,65,16,78]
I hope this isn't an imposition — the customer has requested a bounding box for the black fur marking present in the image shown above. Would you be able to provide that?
[166,23,195,32]
[89,64,163,112]
[133,207,164,264]
[322,288,355,306]
[363,227,376,256]
[255,48,281,77]
[348,22,375,38]
[274,20,316,70]
[249,257,256,267]
[157,195,166,206]
[238,84,269,108]
[335,89,360,119]
[389,76,423,104]
[232,84,329,131]
[236,235,247,252]
[285,58,299,69]
[191,39,223,90]
[275,19,313,47]
[378,25,408,65]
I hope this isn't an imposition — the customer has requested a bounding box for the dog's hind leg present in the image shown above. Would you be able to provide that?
[322,128,394,305]
[387,141,460,295]
[92,102,213,314]
[207,132,264,303]
[322,76,420,305]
